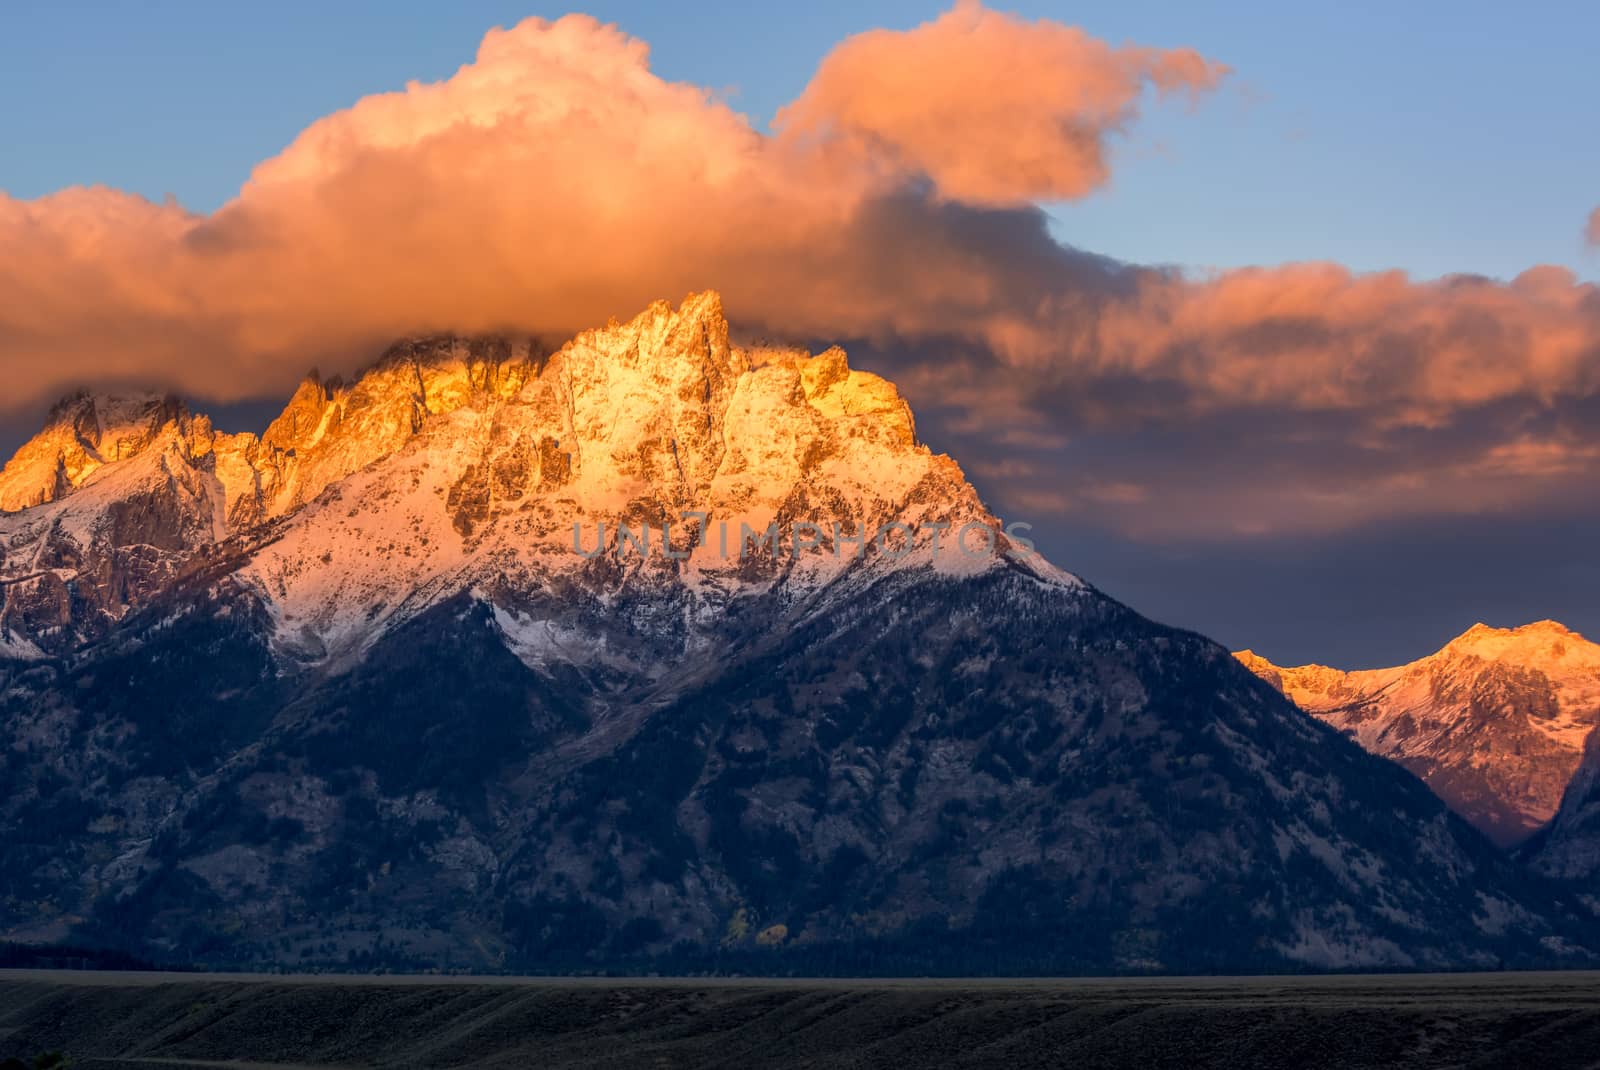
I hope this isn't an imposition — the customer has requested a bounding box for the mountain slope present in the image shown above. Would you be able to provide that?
[1,293,1596,973]
[1236,622,1600,848]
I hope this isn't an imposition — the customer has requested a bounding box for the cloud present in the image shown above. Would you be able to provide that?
[773,0,1227,204]
[1588,207,1600,248]
[1093,263,1600,418]
[2,4,1600,542]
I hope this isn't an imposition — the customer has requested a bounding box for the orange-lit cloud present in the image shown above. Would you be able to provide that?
[1088,263,1600,418]
[2,5,1599,542]
[1587,207,1600,248]
[774,1,1227,204]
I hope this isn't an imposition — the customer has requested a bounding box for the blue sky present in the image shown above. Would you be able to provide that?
[3,0,1596,283]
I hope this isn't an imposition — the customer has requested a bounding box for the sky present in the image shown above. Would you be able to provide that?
[2,1,1598,667]
[5,1,1597,281]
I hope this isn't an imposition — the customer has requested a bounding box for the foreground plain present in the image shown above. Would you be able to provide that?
[5,970,1600,1068]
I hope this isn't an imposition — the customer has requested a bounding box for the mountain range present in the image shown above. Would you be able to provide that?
[1,293,1595,974]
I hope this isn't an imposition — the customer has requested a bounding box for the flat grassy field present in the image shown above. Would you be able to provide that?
[5,970,1600,1068]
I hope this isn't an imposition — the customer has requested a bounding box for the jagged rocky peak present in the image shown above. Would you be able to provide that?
[0,292,923,529]
[530,291,924,511]
[240,290,928,528]
[1237,622,1600,847]
[239,292,1020,665]
[0,389,187,511]
[260,370,337,453]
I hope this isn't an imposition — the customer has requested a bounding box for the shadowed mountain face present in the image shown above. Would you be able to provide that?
[1528,728,1600,880]
[1,294,1596,974]
[1236,623,1600,849]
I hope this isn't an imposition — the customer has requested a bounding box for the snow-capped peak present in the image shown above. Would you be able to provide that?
[1,293,1072,663]
[1236,622,1600,847]
[1440,620,1599,668]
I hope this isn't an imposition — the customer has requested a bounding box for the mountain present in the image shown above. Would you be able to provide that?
[1,293,1596,974]
[1236,622,1600,849]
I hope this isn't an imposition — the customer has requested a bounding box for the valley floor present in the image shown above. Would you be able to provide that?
[6,970,1600,1068]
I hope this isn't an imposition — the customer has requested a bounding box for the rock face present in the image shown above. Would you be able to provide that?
[1,294,1596,974]
[1236,622,1600,849]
